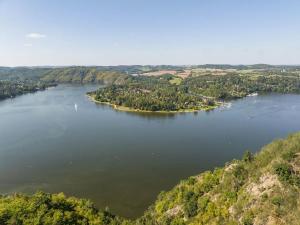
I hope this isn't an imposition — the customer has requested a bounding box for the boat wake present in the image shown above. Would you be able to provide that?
[74,103,78,112]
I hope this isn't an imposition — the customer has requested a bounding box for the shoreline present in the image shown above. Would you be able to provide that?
[86,94,219,114]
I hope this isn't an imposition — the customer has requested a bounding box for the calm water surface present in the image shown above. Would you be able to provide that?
[0,85,300,218]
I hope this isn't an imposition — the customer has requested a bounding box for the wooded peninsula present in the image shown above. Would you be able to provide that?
[89,73,300,112]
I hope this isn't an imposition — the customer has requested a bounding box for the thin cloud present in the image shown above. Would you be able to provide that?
[26,33,46,39]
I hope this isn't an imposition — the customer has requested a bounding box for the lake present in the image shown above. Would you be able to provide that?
[0,85,300,218]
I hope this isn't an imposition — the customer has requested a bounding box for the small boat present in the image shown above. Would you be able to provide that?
[247,93,258,97]
[219,102,232,111]
[74,103,78,112]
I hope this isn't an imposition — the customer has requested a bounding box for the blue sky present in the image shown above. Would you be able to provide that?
[0,0,300,66]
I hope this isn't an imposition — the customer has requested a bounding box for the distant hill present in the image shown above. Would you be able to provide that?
[0,67,52,81]
[0,133,300,224]
[1,65,300,85]
[0,66,128,85]
[40,67,128,84]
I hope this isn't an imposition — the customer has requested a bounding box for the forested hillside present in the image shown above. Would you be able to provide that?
[138,132,300,225]
[184,73,300,99]
[40,67,128,84]
[0,67,52,81]
[0,67,128,85]
[1,133,300,224]
[0,80,55,100]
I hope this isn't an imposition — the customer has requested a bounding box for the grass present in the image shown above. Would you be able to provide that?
[169,77,182,85]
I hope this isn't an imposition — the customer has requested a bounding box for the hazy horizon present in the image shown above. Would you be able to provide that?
[1,0,300,66]
[1,63,300,68]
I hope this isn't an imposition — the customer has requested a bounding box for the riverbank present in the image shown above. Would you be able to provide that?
[87,93,219,113]
[0,81,57,101]
[1,132,300,224]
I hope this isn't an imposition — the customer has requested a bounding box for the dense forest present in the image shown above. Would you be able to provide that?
[184,74,300,99]
[40,67,128,84]
[90,75,217,112]
[91,73,300,112]
[0,80,55,100]
[0,132,299,224]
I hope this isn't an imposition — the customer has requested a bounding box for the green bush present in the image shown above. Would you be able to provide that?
[282,151,296,162]
[274,163,293,183]
[271,196,283,207]
[242,151,254,163]
[0,192,124,225]
[242,211,254,225]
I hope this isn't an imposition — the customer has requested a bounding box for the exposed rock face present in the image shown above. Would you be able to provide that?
[247,173,282,197]
[138,133,300,225]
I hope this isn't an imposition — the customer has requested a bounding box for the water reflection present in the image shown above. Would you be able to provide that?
[94,102,178,119]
